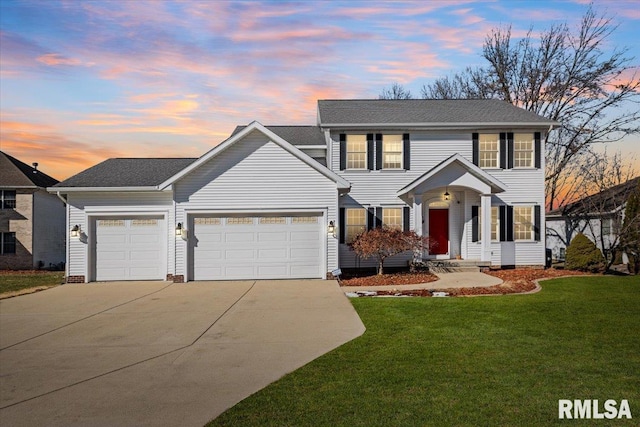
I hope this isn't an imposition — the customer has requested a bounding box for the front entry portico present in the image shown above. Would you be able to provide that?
[397,154,508,264]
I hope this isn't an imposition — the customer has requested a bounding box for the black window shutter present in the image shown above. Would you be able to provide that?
[367,207,375,230]
[499,205,507,242]
[472,133,479,166]
[507,132,514,169]
[506,206,514,242]
[403,133,410,170]
[339,134,346,171]
[375,207,383,228]
[403,206,410,232]
[534,132,541,168]
[375,134,383,170]
[472,206,479,242]
[367,134,374,170]
[534,205,541,241]
[339,208,345,244]
[499,132,507,169]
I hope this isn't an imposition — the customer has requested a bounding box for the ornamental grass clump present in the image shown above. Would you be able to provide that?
[565,233,606,273]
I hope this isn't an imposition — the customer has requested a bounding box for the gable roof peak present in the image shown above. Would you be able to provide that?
[0,150,59,188]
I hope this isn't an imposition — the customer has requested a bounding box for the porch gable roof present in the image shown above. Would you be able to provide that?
[397,153,507,196]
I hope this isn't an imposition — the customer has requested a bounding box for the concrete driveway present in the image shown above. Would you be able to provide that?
[0,280,365,426]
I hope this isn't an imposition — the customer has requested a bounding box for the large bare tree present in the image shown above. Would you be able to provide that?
[379,82,413,99]
[421,7,640,210]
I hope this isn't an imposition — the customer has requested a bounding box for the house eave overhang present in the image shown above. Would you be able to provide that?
[158,121,351,191]
[397,153,508,197]
[48,186,162,194]
[320,122,560,130]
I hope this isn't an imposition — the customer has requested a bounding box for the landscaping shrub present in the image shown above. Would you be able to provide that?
[565,233,606,273]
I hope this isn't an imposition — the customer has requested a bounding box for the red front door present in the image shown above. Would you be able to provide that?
[429,209,449,255]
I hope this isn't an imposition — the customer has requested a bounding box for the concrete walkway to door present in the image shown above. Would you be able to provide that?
[0,280,365,427]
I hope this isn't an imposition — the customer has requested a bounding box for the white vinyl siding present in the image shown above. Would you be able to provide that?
[346,134,367,169]
[479,134,499,169]
[175,130,338,279]
[382,135,403,169]
[345,208,366,243]
[514,133,534,168]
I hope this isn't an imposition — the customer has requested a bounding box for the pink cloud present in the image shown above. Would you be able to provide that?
[36,53,90,67]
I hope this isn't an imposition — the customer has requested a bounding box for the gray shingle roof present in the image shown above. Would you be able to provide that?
[317,99,558,126]
[54,158,197,188]
[232,125,325,146]
[0,151,59,188]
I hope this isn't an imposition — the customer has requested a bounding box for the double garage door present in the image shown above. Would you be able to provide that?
[191,213,323,280]
[94,216,165,281]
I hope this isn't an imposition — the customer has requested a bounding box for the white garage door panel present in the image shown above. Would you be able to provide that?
[95,217,165,281]
[192,214,323,280]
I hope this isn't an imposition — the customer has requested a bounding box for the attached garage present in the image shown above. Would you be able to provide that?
[93,216,166,281]
[190,213,323,280]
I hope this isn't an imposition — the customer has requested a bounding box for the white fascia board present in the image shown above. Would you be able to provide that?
[397,153,507,196]
[320,122,560,129]
[158,121,351,191]
[296,145,327,149]
[48,186,159,193]
[1,185,39,189]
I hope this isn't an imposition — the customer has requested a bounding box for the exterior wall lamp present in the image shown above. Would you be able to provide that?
[71,224,80,238]
[175,222,183,236]
[328,220,336,237]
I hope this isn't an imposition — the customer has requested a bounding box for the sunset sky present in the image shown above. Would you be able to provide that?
[1,0,638,181]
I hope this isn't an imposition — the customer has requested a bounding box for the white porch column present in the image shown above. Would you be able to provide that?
[413,194,423,261]
[481,193,492,262]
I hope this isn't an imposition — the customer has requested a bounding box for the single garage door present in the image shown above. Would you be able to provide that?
[94,216,165,281]
[191,214,323,280]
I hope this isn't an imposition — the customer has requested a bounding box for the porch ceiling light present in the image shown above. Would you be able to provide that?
[444,187,450,201]
[71,224,80,238]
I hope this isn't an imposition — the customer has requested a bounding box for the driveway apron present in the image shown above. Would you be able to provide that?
[0,280,365,426]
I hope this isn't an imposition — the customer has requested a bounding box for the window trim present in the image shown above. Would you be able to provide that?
[478,133,500,169]
[513,133,535,169]
[345,208,367,244]
[345,134,368,170]
[1,190,17,210]
[514,206,535,241]
[1,232,17,255]
[478,206,500,242]
[382,207,403,230]
[381,134,404,170]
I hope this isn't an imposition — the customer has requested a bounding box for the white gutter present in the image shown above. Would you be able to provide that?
[50,186,160,193]
[320,122,561,129]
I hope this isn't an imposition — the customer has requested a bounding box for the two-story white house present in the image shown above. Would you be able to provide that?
[51,99,557,283]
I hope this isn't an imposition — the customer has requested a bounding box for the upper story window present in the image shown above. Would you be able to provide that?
[1,190,16,209]
[382,207,403,229]
[345,208,366,243]
[514,206,534,241]
[1,232,16,255]
[479,134,499,168]
[514,133,534,168]
[382,135,403,169]
[346,135,367,169]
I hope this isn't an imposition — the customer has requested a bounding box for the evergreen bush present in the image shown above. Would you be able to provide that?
[565,233,606,273]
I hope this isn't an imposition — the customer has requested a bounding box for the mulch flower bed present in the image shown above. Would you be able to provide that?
[342,268,595,297]
[340,272,438,287]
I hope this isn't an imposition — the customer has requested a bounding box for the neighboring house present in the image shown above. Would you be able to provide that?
[0,151,66,269]
[51,99,557,283]
[546,176,640,263]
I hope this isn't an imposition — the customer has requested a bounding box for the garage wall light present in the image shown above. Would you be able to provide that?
[71,224,80,238]
[175,223,183,236]
[328,220,336,237]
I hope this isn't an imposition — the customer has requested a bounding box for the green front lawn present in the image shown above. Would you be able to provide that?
[0,271,65,295]
[209,276,640,426]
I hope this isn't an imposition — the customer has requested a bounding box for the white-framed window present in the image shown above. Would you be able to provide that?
[479,134,499,168]
[1,190,16,209]
[1,232,16,254]
[479,206,499,241]
[227,217,254,225]
[514,133,534,168]
[382,135,403,169]
[259,217,286,224]
[194,217,221,225]
[346,135,367,169]
[601,217,612,236]
[514,206,534,241]
[382,207,403,229]
[292,216,318,224]
[345,208,366,243]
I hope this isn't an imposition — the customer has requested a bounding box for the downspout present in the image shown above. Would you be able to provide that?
[55,191,67,205]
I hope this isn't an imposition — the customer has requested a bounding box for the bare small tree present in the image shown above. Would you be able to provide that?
[421,6,640,211]
[379,82,413,100]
